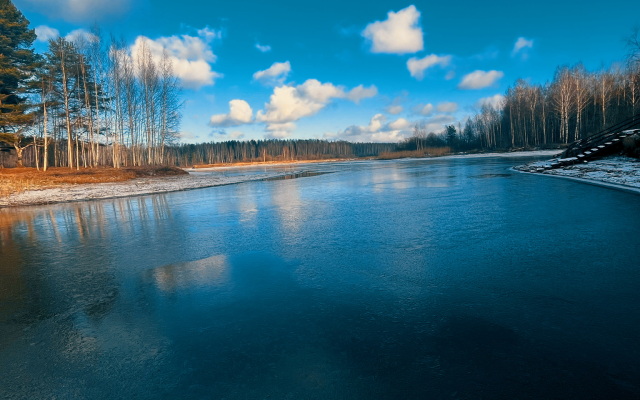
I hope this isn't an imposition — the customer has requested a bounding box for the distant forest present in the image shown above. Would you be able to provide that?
[401,30,640,153]
[166,140,396,166]
[1,0,639,168]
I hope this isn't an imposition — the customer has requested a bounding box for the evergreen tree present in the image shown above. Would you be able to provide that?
[0,0,37,133]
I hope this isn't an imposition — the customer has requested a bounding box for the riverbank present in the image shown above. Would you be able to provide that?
[0,166,312,207]
[0,166,188,198]
[5,150,637,208]
[515,155,640,194]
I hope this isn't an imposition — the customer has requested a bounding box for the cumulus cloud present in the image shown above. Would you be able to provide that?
[388,118,411,130]
[178,131,199,142]
[253,61,291,85]
[256,79,375,137]
[458,70,504,90]
[346,85,378,103]
[20,0,130,22]
[257,80,343,126]
[336,114,414,142]
[477,94,505,110]
[65,29,99,45]
[34,25,59,42]
[209,100,254,127]
[197,27,221,42]
[265,122,297,138]
[414,103,434,116]
[130,29,222,89]
[512,37,534,58]
[421,114,457,133]
[362,5,424,54]
[436,102,458,113]
[387,105,403,115]
[255,43,272,53]
[407,54,451,80]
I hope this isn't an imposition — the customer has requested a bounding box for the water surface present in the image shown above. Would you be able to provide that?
[1,157,639,399]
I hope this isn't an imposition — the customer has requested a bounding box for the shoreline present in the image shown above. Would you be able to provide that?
[3,150,637,208]
[0,170,303,208]
[514,155,640,195]
[190,158,354,170]
[519,170,640,195]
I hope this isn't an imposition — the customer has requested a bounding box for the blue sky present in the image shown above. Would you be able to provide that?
[14,0,640,143]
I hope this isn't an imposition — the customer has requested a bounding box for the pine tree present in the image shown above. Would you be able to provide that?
[0,0,38,166]
[0,0,37,132]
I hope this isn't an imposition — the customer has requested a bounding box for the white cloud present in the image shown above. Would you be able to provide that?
[387,105,403,115]
[20,0,130,22]
[512,37,534,57]
[256,79,375,137]
[415,103,434,116]
[263,122,296,138]
[130,30,222,89]
[34,25,59,42]
[197,27,221,42]
[336,114,414,142]
[65,29,98,45]
[210,100,254,127]
[458,70,504,90]
[388,118,411,130]
[407,54,451,80]
[445,70,456,80]
[178,131,199,142]
[257,80,343,126]
[346,85,378,103]
[253,61,291,85]
[477,94,505,110]
[255,43,272,53]
[436,102,458,113]
[421,114,457,133]
[362,5,424,54]
[229,131,245,139]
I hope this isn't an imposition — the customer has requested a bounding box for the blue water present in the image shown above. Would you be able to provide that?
[1,157,639,399]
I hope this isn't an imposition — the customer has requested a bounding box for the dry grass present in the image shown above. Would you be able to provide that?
[0,166,187,198]
[377,147,452,160]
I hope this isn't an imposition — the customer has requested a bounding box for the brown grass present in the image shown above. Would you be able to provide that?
[377,147,452,160]
[0,166,187,198]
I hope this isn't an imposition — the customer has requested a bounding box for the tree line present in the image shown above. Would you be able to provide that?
[403,30,640,152]
[0,0,181,169]
[166,140,396,166]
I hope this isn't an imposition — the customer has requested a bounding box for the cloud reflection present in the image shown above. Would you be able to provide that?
[147,254,229,293]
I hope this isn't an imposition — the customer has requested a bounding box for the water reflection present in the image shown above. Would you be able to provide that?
[147,254,229,292]
[269,178,305,236]
[364,161,457,192]
[1,157,640,399]
[0,194,173,245]
[233,184,259,225]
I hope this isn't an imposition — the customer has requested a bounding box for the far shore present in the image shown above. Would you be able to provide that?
[4,150,639,208]
[190,158,354,170]
[190,150,563,171]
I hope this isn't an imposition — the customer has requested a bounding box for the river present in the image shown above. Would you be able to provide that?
[1,156,639,399]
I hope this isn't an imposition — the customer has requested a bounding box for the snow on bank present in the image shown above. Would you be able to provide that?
[0,168,309,208]
[517,156,640,193]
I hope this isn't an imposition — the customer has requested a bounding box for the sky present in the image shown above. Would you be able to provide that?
[14,0,640,143]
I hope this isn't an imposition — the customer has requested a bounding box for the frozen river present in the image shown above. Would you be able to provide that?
[1,156,639,399]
